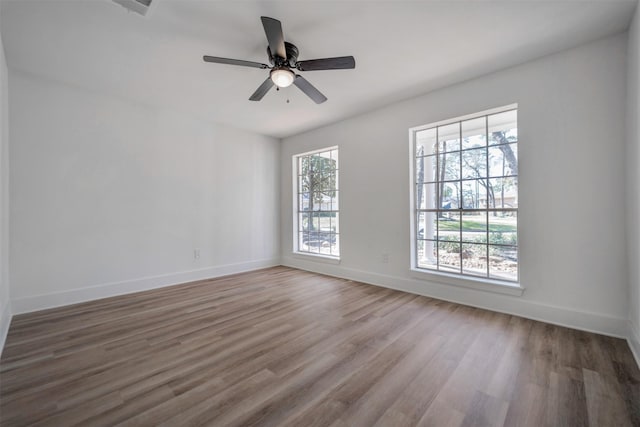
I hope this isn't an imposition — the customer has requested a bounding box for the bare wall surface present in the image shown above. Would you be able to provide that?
[627,4,640,362]
[9,71,280,312]
[0,5,10,354]
[281,34,629,337]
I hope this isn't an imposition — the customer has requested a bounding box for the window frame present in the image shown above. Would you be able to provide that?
[292,146,340,260]
[409,105,521,290]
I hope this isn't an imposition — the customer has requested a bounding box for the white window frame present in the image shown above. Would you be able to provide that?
[292,146,340,260]
[409,105,522,293]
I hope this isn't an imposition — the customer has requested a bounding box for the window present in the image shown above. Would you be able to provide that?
[294,147,339,258]
[411,106,518,283]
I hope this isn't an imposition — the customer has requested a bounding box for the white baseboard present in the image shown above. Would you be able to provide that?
[628,320,640,369]
[0,300,11,358]
[282,256,627,338]
[11,258,281,315]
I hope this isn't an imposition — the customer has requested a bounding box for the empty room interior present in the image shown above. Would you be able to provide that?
[1,0,640,425]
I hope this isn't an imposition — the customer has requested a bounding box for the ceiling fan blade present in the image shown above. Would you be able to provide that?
[293,75,327,104]
[261,17,286,59]
[203,56,269,69]
[249,77,275,101]
[296,56,355,71]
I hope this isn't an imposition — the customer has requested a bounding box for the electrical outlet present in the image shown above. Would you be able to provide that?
[194,248,200,260]
[381,253,389,264]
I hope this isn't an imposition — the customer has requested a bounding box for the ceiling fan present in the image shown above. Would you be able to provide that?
[203,16,356,104]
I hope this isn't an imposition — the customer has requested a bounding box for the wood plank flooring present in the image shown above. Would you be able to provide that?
[1,266,638,426]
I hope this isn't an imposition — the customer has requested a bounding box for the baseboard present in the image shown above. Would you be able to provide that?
[282,256,627,338]
[628,319,640,369]
[0,300,11,358]
[11,258,281,315]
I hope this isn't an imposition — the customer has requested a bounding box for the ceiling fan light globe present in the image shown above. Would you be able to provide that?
[271,68,295,88]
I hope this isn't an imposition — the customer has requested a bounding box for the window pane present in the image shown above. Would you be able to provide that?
[417,155,438,184]
[316,173,334,193]
[417,183,438,210]
[462,243,487,277]
[462,117,486,150]
[331,234,340,256]
[437,210,460,242]
[299,192,309,211]
[489,211,517,245]
[322,213,334,233]
[310,212,320,231]
[429,211,439,241]
[489,178,518,209]
[488,143,517,177]
[416,128,437,156]
[314,192,331,211]
[299,212,309,232]
[331,191,339,211]
[309,192,320,211]
[319,233,334,256]
[440,181,460,209]
[299,156,307,176]
[302,231,315,253]
[331,149,339,163]
[319,245,331,256]
[418,240,438,269]
[326,161,338,181]
[417,212,425,240]
[438,241,461,272]
[299,175,309,193]
[308,229,331,254]
[488,110,518,145]
[462,148,487,179]
[441,151,461,181]
[462,179,489,209]
[418,211,439,241]
[299,232,307,251]
[462,211,486,243]
[489,245,518,281]
[333,212,339,234]
[417,239,424,264]
[322,194,332,211]
[425,155,438,183]
[438,123,460,152]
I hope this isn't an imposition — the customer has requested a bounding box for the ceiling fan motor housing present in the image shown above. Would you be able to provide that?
[268,42,299,68]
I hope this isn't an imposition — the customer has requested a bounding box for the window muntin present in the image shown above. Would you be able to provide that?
[413,108,518,282]
[294,147,339,258]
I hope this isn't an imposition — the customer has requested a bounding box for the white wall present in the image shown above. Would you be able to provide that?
[9,71,280,313]
[281,34,629,337]
[627,4,640,363]
[0,5,10,354]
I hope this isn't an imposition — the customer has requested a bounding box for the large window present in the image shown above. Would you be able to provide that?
[412,107,518,283]
[294,147,339,258]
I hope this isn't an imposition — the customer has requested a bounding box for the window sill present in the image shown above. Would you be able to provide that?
[292,252,341,265]
[410,268,524,296]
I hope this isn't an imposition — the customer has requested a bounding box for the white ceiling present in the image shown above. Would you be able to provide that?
[1,0,636,138]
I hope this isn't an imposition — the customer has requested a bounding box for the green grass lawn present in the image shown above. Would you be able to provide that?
[438,218,516,232]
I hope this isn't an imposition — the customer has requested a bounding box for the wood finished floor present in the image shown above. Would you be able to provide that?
[1,266,638,426]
